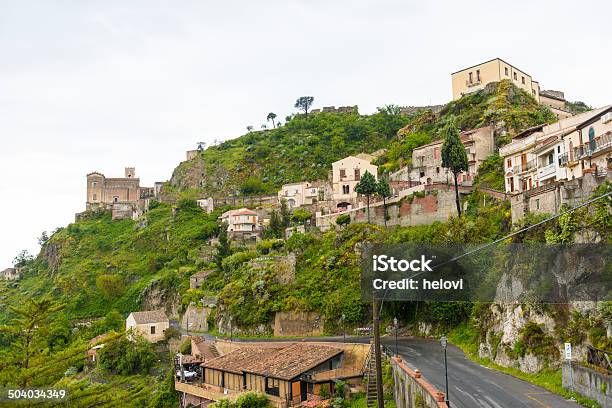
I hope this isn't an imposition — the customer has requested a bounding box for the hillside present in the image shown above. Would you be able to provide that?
[167,80,556,197]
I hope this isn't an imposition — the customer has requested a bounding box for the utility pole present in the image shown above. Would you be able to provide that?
[373,299,384,408]
[441,335,450,407]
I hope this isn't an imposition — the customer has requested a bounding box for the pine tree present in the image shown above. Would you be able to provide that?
[355,171,377,223]
[441,119,468,216]
[376,177,392,227]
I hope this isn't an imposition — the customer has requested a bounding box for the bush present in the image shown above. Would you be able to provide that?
[98,335,156,375]
[336,214,351,227]
[212,392,271,408]
[164,327,181,341]
[179,338,192,354]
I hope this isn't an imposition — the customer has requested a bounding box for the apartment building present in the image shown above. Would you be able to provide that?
[561,106,612,180]
[451,58,540,101]
[500,107,611,194]
[219,208,260,240]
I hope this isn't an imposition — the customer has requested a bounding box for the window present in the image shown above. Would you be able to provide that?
[113,196,119,203]
[93,193,97,200]
[419,171,425,178]
[557,146,561,153]
[507,158,512,168]
[92,181,97,188]
[589,127,596,151]
[569,141,574,161]
[354,168,360,181]
[436,167,440,174]
[468,72,473,83]
[514,72,517,80]
[339,169,346,179]
[150,326,156,334]
[548,154,554,165]
[505,67,509,76]
[476,69,480,81]
[434,147,440,160]
[342,185,350,194]
[532,90,536,95]
[508,177,514,192]
[521,76,525,85]
[536,199,540,210]
[266,378,280,396]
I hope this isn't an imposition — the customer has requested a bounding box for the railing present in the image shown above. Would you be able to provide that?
[587,346,612,373]
[512,160,536,174]
[575,132,612,160]
[559,153,569,166]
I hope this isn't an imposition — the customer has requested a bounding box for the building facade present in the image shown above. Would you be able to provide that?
[392,126,494,186]
[331,155,378,203]
[126,310,169,343]
[85,167,153,220]
[500,107,611,194]
[451,58,541,101]
[220,208,260,240]
[277,182,321,208]
[540,90,572,119]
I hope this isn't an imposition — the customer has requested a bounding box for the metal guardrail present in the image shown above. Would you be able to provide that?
[587,346,612,373]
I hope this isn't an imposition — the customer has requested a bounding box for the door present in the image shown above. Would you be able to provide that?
[300,382,307,401]
[521,154,527,170]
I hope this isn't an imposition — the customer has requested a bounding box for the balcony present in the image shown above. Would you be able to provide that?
[558,153,569,167]
[512,160,536,174]
[575,132,612,160]
[538,162,557,180]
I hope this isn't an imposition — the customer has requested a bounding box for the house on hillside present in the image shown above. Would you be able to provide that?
[176,342,366,408]
[391,126,494,186]
[331,155,378,207]
[0,267,21,280]
[451,58,571,119]
[126,310,169,343]
[190,270,214,289]
[277,182,322,208]
[219,208,260,241]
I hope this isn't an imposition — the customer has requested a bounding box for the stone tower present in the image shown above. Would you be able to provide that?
[125,167,136,178]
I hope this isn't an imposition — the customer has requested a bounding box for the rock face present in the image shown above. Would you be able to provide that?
[139,280,181,318]
[181,303,211,332]
[215,307,272,336]
[43,243,61,272]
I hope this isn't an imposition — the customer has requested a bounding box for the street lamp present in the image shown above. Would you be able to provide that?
[440,335,450,407]
[341,314,346,343]
[393,317,398,356]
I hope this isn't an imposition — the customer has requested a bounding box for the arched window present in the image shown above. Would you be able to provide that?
[589,127,596,152]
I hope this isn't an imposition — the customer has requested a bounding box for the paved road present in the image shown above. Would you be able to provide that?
[217,335,581,408]
[384,337,581,408]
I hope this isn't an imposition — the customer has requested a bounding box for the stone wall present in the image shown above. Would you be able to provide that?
[563,362,611,407]
[391,357,448,408]
[273,311,324,337]
[510,172,610,223]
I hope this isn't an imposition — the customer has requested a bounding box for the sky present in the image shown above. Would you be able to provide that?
[1,0,611,267]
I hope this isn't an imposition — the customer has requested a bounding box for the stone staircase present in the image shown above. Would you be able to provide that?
[363,345,379,407]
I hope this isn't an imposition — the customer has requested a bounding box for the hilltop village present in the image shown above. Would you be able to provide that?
[2,58,611,408]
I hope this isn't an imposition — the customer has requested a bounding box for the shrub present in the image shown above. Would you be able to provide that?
[98,335,156,375]
[336,214,351,227]
[164,327,181,341]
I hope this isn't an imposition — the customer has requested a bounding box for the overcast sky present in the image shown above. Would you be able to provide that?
[1,0,611,267]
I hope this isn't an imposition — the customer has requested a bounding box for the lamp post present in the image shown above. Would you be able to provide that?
[393,317,398,356]
[341,314,346,343]
[440,335,450,407]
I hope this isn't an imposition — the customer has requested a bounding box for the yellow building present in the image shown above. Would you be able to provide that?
[451,58,540,101]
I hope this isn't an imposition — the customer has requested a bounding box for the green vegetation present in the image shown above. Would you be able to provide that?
[565,100,592,115]
[213,392,272,408]
[473,153,505,191]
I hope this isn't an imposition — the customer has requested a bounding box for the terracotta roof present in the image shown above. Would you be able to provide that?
[202,343,343,380]
[191,337,220,361]
[203,347,281,375]
[129,310,168,324]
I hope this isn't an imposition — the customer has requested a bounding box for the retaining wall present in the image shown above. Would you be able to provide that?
[563,362,611,407]
[391,357,448,408]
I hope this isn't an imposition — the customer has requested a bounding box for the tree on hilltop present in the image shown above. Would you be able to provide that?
[355,171,377,224]
[266,112,277,128]
[295,96,314,119]
[441,119,468,216]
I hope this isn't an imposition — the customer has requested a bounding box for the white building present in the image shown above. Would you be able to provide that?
[277,182,320,208]
[331,155,378,203]
[220,208,260,239]
[197,197,215,213]
[126,310,169,343]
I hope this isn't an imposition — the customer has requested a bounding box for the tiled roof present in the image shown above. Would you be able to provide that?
[191,337,219,361]
[202,343,343,380]
[129,310,169,324]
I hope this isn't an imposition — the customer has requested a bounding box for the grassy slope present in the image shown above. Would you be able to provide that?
[168,81,556,196]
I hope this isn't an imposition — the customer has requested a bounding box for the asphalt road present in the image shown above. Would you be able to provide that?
[219,335,582,408]
[383,337,581,408]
